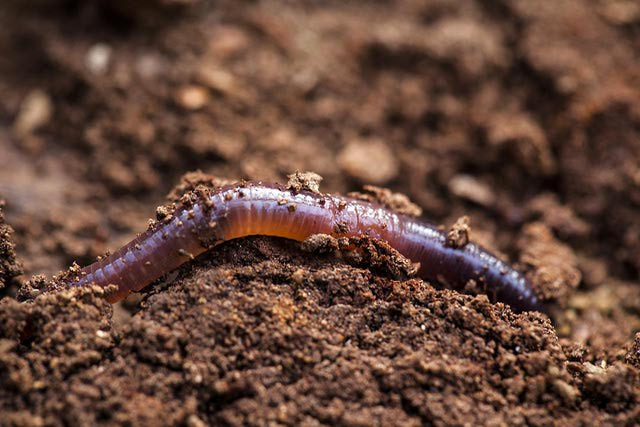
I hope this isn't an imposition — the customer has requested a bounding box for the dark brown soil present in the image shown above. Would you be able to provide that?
[0,201,22,290]
[1,0,639,425]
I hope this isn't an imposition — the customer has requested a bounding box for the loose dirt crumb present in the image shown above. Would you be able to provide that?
[340,236,419,280]
[626,333,640,369]
[448,174,496,207]
[166,171,233,202]
[302,233,418,279]
[301,234,340,254]
[175,85,210,110]
[337,138,399,184]
[558,279,640,360]
[13,89,53,137]
[526,193,590,238]
[581,364,639,412]
[348,185,422,217]
[286,171,323,194]
[446,216,471,249]
[155,204,174,221]
[484,111,556,176]
[517,222,581,303]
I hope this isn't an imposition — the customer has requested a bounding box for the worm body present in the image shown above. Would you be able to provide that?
[70,182,545,313]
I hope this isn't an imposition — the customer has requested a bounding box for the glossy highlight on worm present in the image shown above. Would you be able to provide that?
[69,182,545,313]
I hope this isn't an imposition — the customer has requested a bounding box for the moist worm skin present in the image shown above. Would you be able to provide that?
[69,182,545,313]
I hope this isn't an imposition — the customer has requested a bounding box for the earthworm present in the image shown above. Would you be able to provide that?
[69,182,545,313]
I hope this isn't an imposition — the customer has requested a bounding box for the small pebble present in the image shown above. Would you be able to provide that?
[85,43,112,75]
[208,26,250,58]
[197,66,237,94]
[176,85,210,110]
[338,138,398,184]
[448,174,495,206]
[135,53,165,79]
[14,90,53,136]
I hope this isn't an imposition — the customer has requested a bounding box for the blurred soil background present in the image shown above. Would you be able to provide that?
[1,0,640,425]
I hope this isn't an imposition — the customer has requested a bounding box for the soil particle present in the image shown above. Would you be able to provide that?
[302,234,418,281]
[338,138,399,185]
[517,222,581,303]
[342,237,419,280]
[422,17,509,79]
[445,215,471,249]
[627,334,640,369]
[525,194,590,239]
[447,174,496,208]
[175,85,211,111]
[301,234,340,254]
[166,171,233,203]
[559,279,640,360]
[13,89,53,138]
[484,111,556,176]
[286,171,323,194]
[348,185,422,217]
[581,363,639,413]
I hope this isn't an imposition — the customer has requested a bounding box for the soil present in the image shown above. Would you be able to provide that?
[1,0,640,425]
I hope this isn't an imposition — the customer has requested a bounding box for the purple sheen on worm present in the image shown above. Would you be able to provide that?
[68,182,545,313]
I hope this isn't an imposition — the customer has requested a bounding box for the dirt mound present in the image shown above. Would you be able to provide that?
[2,237,637,425]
